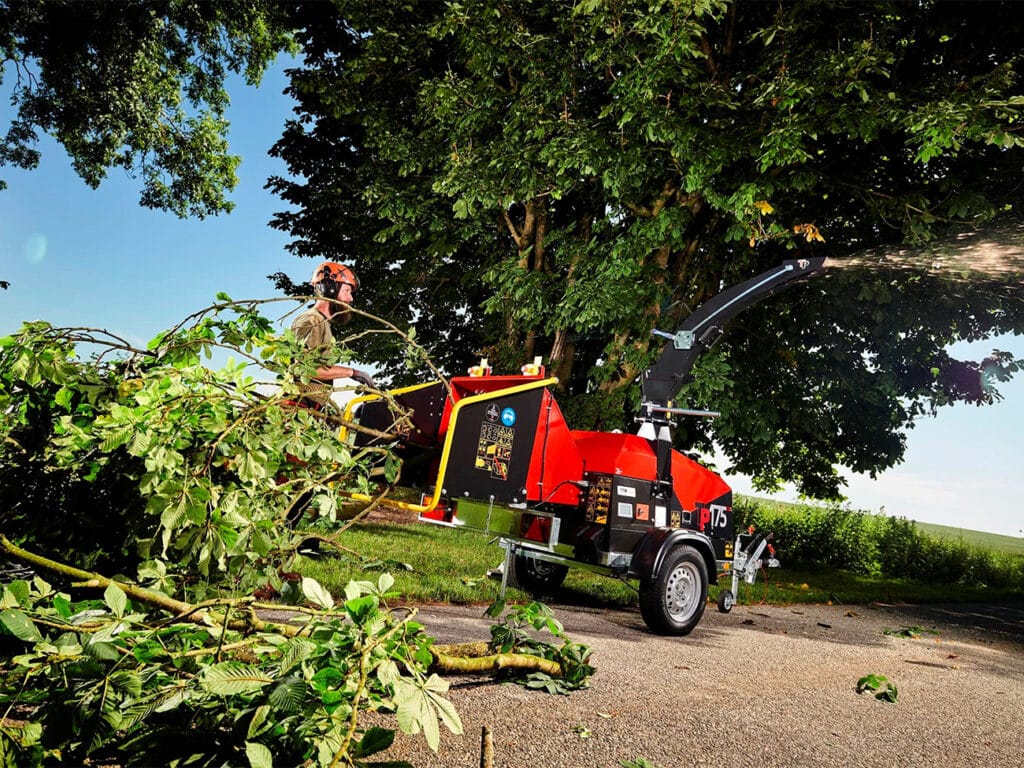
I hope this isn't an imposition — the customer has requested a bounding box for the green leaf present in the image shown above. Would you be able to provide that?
[876,682,899,703]
[425,685,463,737]
[247,705,270,739]
[0,609,42,643]
[278,638,316,673]
[54,386,73,408]
[344,595,378,625]
[0,587,20,610]
[246,741,273,768]
[104,583,128,618]
[86,639,123,662]
[311,667,343,692]
[301,577,335,610]
[52,594,72,619]
[393,675,461,752]
[100,426,134,453]
[268,677,306,714]
[353,726,395,758]
[200,662,273,695]
[484,598,506,619]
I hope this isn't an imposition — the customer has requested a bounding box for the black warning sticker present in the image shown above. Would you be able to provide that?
[475,422,515,479]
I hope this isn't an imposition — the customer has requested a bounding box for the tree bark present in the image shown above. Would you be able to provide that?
[430,645,562,677]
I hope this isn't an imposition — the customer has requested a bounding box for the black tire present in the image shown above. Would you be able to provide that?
[717,588,735,613]
[508,554,569,594]
[638,545,708,635]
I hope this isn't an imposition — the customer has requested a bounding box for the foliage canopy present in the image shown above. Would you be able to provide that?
[270,0,1024,498]
[0,0,294,217]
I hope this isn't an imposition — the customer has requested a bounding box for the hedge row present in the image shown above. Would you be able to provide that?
[733,499,1024,590]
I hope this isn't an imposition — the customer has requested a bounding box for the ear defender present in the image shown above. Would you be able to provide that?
[314,264,339,299]
[311,262,358,300]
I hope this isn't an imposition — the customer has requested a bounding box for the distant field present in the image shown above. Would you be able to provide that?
[913,520,1024,555]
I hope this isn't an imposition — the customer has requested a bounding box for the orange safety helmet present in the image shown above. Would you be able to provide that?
[311,261,359,299]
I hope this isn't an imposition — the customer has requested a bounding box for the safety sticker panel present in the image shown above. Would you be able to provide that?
[476,422,515,479]
[443,388,544,504]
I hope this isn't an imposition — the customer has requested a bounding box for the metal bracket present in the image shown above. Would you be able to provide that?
[643,403,721,419]
[499,540,515,598]
[651,328,695,350]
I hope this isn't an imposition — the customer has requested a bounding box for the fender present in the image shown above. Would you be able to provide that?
[629,527,717,582]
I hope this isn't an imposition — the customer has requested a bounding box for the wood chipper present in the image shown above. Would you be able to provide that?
[340,258,827,635]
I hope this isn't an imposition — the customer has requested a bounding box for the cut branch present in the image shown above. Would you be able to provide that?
[0,536,310,637]
[430,646,563,678]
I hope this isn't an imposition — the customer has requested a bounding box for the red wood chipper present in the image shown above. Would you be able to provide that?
[341,258,827,635]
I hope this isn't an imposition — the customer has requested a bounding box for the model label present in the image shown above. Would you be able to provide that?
[616,485,636,498]
[710,504,730,529]
[698,504,730,531]
[475,423,515,480]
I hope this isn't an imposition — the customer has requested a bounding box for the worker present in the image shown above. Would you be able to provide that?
[291,261,375,408]
[283,261,374,536]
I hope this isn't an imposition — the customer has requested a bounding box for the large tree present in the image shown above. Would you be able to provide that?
[0,0,294,218]
[271,0,1024,498]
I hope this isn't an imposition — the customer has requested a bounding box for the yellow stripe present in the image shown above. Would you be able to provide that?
[342,377,557,513]
[337,380,442,442]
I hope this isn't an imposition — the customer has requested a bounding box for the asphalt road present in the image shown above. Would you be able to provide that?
[874,601,1024,644]
[381,599,1024,768]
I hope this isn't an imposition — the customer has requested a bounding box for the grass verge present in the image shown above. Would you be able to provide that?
[299,519,1024,610]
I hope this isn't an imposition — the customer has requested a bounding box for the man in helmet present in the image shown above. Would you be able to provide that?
[291,261,375,408]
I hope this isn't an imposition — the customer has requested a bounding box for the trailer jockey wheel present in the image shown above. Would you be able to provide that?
[717,588,735,613]
[639,545,708,635]
[508,554,569,594]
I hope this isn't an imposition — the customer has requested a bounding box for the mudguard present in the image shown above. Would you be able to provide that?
[629,527,717,582]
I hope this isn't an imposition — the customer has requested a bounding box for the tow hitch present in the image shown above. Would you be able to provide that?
[717,528,780,613]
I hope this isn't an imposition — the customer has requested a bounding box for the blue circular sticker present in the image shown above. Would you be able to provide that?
[500,407,517,426]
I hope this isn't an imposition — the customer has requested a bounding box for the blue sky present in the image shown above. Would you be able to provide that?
[0,64,298,349]
[726,336,1023,539]
[1,61,1021,539]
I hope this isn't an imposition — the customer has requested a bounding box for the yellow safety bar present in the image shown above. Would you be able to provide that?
[338,380,440,443]
[339,377,558,514]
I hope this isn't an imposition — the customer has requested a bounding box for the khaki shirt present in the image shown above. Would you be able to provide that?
[291,307,334,407]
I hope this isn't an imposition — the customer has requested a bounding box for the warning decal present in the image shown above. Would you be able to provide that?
[475,422,515,479]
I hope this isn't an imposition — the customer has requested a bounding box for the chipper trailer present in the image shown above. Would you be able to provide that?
[341,258,827,635]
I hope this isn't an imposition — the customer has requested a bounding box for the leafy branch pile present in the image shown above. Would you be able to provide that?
[0,297,393,588]
[0,571,460,767]
[432,600,594,696]
[0,299,593,766]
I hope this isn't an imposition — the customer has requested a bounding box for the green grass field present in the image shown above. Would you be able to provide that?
[912,520,1024,555]
[299,507,1024,610]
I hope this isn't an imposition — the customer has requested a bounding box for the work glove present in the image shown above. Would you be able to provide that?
[350,369,375,388]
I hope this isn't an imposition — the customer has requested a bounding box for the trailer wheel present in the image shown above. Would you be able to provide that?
[508,555,568,594]
[638,545,708,635]
[717,588,735,613]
